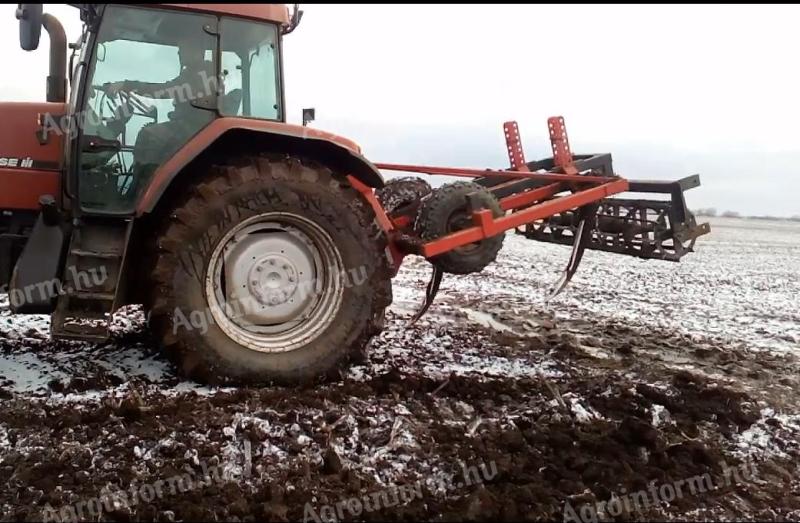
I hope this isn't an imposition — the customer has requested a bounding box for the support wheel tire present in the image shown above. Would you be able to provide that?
[415,181,505,274]
[145,154,392,386]
[375,176,432,215]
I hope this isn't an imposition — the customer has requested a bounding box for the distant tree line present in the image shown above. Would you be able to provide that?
[694,208,800,221]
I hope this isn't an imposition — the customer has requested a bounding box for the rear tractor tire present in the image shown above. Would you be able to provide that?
[415,181,505,275]
[146,155,392,386]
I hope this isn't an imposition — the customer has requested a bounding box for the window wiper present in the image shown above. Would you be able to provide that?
[68,28,87,88]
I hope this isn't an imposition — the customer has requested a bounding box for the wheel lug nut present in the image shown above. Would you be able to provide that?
[256,266,263,272]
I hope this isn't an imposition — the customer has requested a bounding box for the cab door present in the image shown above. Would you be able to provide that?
[74,4,219,215]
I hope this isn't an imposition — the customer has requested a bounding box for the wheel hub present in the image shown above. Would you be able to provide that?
[448,210,481,254]
[222,226,319,328]
[248,254,299,307]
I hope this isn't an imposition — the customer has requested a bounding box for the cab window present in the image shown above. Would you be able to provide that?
[219,18,282,121]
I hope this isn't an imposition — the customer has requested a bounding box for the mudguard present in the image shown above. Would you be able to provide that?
[9,211,68,314]
[136,118,385,216]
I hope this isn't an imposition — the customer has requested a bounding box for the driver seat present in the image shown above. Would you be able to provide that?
[221,89,243,115]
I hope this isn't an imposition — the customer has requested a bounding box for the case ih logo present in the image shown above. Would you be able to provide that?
[0,156,35,168]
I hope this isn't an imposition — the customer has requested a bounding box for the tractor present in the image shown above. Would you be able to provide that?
[2,3,709,385]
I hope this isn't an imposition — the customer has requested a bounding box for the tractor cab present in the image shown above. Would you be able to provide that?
[29,3,291,214]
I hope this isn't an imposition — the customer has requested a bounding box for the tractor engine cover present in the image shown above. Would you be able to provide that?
[415,181,505,274]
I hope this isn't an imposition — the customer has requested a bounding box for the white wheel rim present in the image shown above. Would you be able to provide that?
[204,212,345,354]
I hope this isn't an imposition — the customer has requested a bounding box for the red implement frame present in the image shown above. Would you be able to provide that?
[351,116,630,268]
[504,121,529,172]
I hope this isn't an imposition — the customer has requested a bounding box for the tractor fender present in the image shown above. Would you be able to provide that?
[136,118,385,216]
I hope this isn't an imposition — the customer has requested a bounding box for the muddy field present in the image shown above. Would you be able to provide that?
[1,216,799,522]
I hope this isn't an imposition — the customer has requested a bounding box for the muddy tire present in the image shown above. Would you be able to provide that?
[415,181,505,275]
[375,176,432,215]
[145,154,392,386]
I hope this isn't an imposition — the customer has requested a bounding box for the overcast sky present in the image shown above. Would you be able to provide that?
[2,4,798,217]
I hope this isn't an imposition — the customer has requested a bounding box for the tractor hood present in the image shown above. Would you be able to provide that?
[0,102,64,210]
[0,102,64,164]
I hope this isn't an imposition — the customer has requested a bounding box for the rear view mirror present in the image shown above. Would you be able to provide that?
[16,3,43,51]
[302,107,315,127]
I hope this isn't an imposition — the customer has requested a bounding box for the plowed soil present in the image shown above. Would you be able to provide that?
[1,217,799,522]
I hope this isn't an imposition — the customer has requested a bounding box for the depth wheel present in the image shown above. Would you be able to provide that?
[415,181,505,274]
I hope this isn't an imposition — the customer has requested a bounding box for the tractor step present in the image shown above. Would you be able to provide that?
[50,315,111,343]
[68,291,116,301]
[51,217,133,343]
[69,248,122,259]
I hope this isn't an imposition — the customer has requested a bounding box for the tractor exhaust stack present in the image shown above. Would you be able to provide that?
[16,4,67,103]
[42,13,67,103]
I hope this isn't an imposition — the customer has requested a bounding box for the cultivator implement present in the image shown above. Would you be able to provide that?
[364,116,710,317]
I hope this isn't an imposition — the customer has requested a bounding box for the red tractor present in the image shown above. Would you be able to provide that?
[3,3,708,385]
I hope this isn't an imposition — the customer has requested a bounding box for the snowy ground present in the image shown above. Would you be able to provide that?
[1,216,799,521]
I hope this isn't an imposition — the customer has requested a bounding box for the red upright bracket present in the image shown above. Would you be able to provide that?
[503,121,529,171]
[548,116,578,175]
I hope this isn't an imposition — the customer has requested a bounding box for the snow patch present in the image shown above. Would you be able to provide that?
[732,408,800,460]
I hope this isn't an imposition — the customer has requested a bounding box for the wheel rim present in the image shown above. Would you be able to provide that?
[447,209,482,254]
[205,212,345,354]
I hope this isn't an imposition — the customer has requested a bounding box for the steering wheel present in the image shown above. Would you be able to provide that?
[95,83,158,133]
[87,84,158,202]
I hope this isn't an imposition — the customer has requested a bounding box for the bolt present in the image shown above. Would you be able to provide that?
[251,280,258,286]
[256,266,263,272]
[288,276,295,283]
[268,259,275,265]
[283,265,289,271]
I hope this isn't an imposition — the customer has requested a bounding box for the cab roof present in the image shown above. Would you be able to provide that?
[70,4,292,28]
[156,4,291,25]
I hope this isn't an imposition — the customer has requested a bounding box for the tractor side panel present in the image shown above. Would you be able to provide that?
[0,102,64,210]
[0,170,61,210]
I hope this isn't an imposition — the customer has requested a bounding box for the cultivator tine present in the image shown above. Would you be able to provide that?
[545,204,598,302]
[410,265,444,324]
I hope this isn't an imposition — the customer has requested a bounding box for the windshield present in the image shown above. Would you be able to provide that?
[78,4,217,213]
[219,17,282,121]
